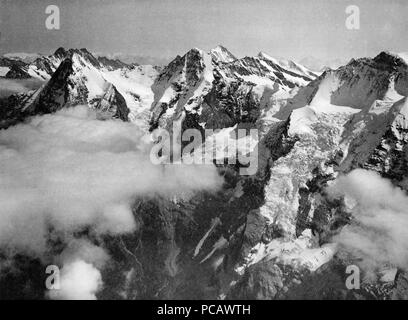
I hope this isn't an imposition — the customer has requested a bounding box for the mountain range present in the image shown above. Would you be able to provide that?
[1,45,408,299]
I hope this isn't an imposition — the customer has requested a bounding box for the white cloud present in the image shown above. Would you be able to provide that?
[327,169,408,272]
[0,78,44,98]
[47,239,109,300]
[48,260,103,300]
[57,239,110,270]
[0,105,222,298]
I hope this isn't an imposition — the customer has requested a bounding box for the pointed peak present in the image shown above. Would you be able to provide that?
[180,48,205,60]
[79,48,92,54]
[257,51,279,63]
[183,48,206,62]
[211,44,229,52]
[53,48,103,69]
[257,51,268,58]
[342,51,408,72]
[53,48,80,60]
[187,47,204,54]
[161,48,205,73]
[54,47,67,58]
[373,51,407,68]
[210,45,236,63]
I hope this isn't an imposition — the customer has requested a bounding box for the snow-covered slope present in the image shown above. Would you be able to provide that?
[20,49,127,120]
[150,46,317,132]
[0,48,158,127]
[0,50,64,80]
[103,65,158,128]
[210,45,237,64]
[1,45,316,131]
[229,51,408,299]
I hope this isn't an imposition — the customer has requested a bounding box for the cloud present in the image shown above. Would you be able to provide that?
[0,105,222,298]
[47,239,108,300]
[48,260,103,300]
[327,169,408,272]
[57,239,110,270]
[0,78,45,98]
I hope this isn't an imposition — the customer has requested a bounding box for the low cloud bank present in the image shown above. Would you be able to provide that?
[0,106,222,298]
[328,169,408,273]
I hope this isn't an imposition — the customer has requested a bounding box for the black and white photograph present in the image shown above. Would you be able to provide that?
[0,0,408,307]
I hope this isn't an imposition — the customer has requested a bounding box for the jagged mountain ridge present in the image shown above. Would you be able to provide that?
[1,45,318,131]
[0,47,133,80]
[0,48,159,128]
[150,46,317,131]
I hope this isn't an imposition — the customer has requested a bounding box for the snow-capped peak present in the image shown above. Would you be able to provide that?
[210,45,237,63]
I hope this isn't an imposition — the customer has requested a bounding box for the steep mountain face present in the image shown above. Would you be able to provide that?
[24,50,130,120]
[0,48,159,128]
[228,51,408,300]
[0,48,133,81]
[0,50,63,80]
[150,47,317,132]
[1,46,408,300]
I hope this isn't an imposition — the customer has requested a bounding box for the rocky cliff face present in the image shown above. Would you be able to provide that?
[149,46,317,133]
[226,52,408,300]
[26,52,130,120]
[0,49,158,128]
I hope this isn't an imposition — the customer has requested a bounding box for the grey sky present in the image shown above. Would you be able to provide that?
[0,0,407,63]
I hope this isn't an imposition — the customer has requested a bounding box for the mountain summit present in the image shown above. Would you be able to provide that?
[210,45,237,63]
